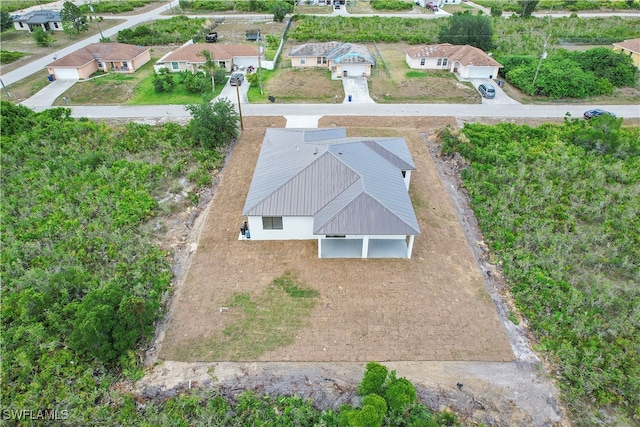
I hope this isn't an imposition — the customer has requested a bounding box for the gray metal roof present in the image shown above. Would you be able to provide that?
[242,128,420,236]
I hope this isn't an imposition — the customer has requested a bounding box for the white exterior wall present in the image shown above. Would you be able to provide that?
[246,216,315,240]
[459,65,499,79]
[406,56,445,69]
[403,170,412,190]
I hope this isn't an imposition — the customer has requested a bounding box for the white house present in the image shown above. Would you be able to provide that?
[242,128,421,259]
[406,43,502,79]
[12,10,63,32]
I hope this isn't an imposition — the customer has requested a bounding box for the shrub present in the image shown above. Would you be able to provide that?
[152,68,175,92]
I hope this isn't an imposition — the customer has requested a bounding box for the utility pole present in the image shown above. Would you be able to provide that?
[258,31,263,96]
[88,2,104,40]
[532,33,551,87]
[235,82,244,130]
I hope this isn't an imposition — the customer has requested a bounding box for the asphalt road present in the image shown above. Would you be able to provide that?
[32,103,638,120]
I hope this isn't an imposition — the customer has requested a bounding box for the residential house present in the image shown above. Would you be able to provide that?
[12,10,63,32]
[289,42,375,79]
[242,128,421,259]
[613,38,640,69]
[46,43,151,80]
[406,43,502,79]
[154,43,261,74]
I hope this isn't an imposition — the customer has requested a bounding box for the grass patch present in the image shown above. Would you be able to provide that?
[406,70,428,78]
[0,70,49,103]
[127,73,218,105]
[0,50,28,64]
[186,272,319,361]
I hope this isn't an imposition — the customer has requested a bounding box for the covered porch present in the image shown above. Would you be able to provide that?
[318,236,415,259]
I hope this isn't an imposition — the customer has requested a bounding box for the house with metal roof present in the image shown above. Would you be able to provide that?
[12,10,63,33]
[406,44,502,79]
[242,128,420,258]
[289,42,375,79]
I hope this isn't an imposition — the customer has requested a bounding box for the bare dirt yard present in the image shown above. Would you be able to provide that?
[158,116,513,364]
[137,116,566,426]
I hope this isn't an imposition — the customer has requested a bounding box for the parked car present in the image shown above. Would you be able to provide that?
[583,109,616,119]
[334,3,340,9]
[478,83,496,99]
[205,32,217,43]
[229,73,244,86]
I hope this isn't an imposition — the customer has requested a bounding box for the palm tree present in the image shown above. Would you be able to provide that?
[197,49,217,92]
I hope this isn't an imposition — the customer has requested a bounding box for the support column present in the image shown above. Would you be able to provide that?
[317,238,322,258]
[407,235,415,259]
[362,237,369,258]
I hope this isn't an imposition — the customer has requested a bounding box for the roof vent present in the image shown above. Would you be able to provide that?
[313,147,318,155]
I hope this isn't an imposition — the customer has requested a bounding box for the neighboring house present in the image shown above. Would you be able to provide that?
[406,43,502,79]
[242,128,421,259]
[154,43,261,74]
[613,38,640,69]
[46,43,151,80]
[289,42,375,79]
[12,10,63,32]
[416,0,461,6]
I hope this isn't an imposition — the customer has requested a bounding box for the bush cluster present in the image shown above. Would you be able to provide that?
[498,47,637,98]
[371,0,413,11]
[79,0,151,14]
[117,15,207,45]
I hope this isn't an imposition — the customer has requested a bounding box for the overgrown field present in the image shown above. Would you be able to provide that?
[0,0,56,13]
[0,102,224,423]
[474,0,640,12]
[289,15,640,54]
[117,15,208,45]
[441,118,640,425]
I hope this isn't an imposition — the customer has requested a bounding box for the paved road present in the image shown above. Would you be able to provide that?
[33,103,638,120]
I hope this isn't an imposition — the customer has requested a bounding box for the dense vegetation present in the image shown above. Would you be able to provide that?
[498,47,638,98]
[79,0,154,14]
[0,101,231,423]
[289,15,640,53]
[438,12,494,51]
[0,0,57,13]
[371,0,413,11]
[441,118,640,424]
[0,49,27,63]
[116,15,207,46]
[178,0,294,12]
[474,0,640,12]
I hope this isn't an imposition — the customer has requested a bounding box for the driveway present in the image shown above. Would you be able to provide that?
[341,77,375,104]
[216,74,249,104]
[20,78,78,107]
[470,78,521,105]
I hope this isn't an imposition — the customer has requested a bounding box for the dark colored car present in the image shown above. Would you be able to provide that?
[583,109,616,119]
[478,83,496,99]
[229,73,244,86]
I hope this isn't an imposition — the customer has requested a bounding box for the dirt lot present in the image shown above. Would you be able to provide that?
[137,115,565,426]
[157,115,514,364]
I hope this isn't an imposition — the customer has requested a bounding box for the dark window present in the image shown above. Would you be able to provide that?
[420,58,425,66]
[326,235,345,238]
[262,216,283,230]
[437,58,443,66]
[443,58,448,66]
[402,170,406,178]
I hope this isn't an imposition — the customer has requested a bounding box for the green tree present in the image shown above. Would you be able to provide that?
[490,4,503,16]
[31,27,55,47]
[518,0,539,17]
[571,47,638,87]
[1,10,13,32]
[384,372,417,412]
[270,0,293,22]
[152,68,175,92]
[438,12,494,51]
[61,1,88,34]
[185,97,239,149]
[197,49,218,92]
[357,362,388,396]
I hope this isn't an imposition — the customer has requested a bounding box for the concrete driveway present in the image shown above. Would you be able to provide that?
[341,77,375,104]
[20,78,78,108]
[470,78,521,105]
[216,74,249,104]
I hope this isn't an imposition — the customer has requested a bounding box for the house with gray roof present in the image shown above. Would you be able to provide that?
[289,42,375,79]
[12,10,63,33]
[242,128,420,258]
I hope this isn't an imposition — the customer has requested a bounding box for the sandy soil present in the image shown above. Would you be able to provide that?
[134,116,566,426]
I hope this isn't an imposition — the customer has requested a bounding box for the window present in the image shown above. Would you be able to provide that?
[54,22,59,28]
[18,22,24,28]
[122,61,128,69]
[437,58,442,66]
[218,61,225,69]
[402,170,406,178]
[300,58,306,65]
[262,217,283,230]
[420,58,425,66]
[171,61,179,70]
[97,60,104,68]
[442,58,448,66]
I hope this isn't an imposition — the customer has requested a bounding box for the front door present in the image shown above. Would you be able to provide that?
[343,70,347,77]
